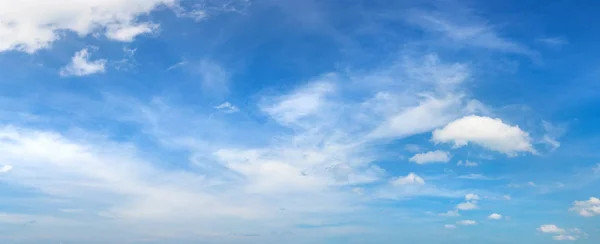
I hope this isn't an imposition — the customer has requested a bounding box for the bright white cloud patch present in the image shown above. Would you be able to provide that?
[457,220,477,225]
[488,213,502,220]
[391,173,425,186]
[432,115,535,155]
[569,197,600,217]
[409,150,450,164]
[0,164,13,173]
[262,79,335,125]
[214,102,239,113]
[538,225,566,234]
[0,0,176,53]
[465,194,481,201]
[538,225,584,241]
[59,48,106,77]
[456,201,478,211]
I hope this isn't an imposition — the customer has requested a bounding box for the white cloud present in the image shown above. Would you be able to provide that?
[458,174,491,180]
[457,220,477,225]
[538,37,568,46]
[0,164,12,173]
[552,235,577,241]
[261,78,336,125]
[456,201,478,211]
[439,210,460,217]
[465,194,480,201]
[488,213,502,220]
[457,160,478,167]
[391,173,425,186]
[409,150,450,164]
[0,0,175,53]
[504,195,511,200]
[569,197,600,217]
[406,10,536,57]
[196,60,230,94]
[538,225,566,234]
[432,115,535,155]
[59,48,106,77]
[538,225,585,241]
[214,102,239,113]
[528,181,537,187]
[444,224,456,228]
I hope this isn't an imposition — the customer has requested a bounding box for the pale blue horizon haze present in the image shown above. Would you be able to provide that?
[0,0,599,243]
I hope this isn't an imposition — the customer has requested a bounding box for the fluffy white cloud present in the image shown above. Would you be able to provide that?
[457,160,478,167]
[409,150,450,164]
[488,213,502,220]
[465,194,481,201]
[391,173,425,186]
[569,197,600,217]
[456,201,478,211]
[261,79,336,125]
[444,224,456,229]
[538,225,566,234]
[0,164,12,173]
[457,220,477,225]
[214,102,239,113]
[0,0,176,53]
[538,225,584,241]
[59,48,106,77]
[432,115,535,155]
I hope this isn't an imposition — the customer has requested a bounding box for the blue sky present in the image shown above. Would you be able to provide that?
[0,0,599,243]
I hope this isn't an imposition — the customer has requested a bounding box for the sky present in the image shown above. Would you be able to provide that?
[0,0,599,243]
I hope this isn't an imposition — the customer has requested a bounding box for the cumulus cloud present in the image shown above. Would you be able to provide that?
[409,150,451,164]
[569,197,600,217]
[457,220,477,225]
[214,102,239,113]
[456,201,478,211]
[391,173,425,186]
[432,115,535,155]
[538,225,584,241]
[488,213,502,220]
[0,164,13,173]
[538,225,566,234]
[457,160,478,167]
[465,194,481,201]
[59,48,106,77]
[0,0,176,53]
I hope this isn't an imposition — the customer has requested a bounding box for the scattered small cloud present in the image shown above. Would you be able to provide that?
[457,160,478,167]
[444,224,457,229]
[488,213,502,220]
[465,194,481,201]
[439,210,460,217]
[214,102,239,113]
[390,173,425,186]
[538,225,584,241]
[432,115,535,156]
[59,48,106,77]
[537,37,568,47]
[456,201,478,211]
[457,220,477,225]
[0,164,13,173]
[458,174,492,180]
[409,150,451,164]
[569,197,600,217]
[504,195,511,200]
